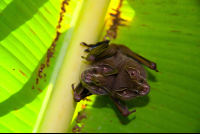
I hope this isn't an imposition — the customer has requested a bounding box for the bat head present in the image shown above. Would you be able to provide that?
[114,66,150,101]
[80,64,117,95]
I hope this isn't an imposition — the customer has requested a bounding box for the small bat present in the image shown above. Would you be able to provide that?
[72,40,158,116]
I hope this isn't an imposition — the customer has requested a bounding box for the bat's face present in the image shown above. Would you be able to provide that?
[113,66,150,101]
[80,64,117,95]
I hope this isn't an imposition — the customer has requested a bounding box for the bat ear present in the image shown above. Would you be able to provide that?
[100,64,118,76]
[125,66,140,78]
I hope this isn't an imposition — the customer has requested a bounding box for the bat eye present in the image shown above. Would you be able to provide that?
[139,79,144,84]
[90,83,95,86]
[133,90,139,94]
[92,68,97,73]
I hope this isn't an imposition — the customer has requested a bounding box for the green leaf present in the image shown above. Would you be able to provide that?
[1,0,200,133]
[0,0,61,132]
[0,0,107,132]
[70,0,200,133]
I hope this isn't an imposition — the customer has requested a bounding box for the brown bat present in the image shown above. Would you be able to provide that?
[72,40,158,116]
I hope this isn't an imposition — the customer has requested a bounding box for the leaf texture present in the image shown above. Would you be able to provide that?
[0,0,61,132]
[71,0,200,133]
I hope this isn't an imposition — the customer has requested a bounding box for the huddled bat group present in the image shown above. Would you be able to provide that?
[72,40,158,116]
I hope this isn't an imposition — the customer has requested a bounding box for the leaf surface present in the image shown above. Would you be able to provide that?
[0,0,69,132]
[71,0,200,133]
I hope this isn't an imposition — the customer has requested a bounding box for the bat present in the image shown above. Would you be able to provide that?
[72,40,158,116]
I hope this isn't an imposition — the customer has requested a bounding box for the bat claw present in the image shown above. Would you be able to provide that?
[81,56,86,59]
[72,83,75,91]
[84,49,90,52]
[80,42,87,46]
[122,109,136,117]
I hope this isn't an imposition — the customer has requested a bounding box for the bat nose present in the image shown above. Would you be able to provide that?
[140,84,150,95]
[144,85,149,91]
[85,74,93,83]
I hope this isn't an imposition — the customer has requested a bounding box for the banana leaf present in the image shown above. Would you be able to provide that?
[0,0,200,133]
[70,0,200,133]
